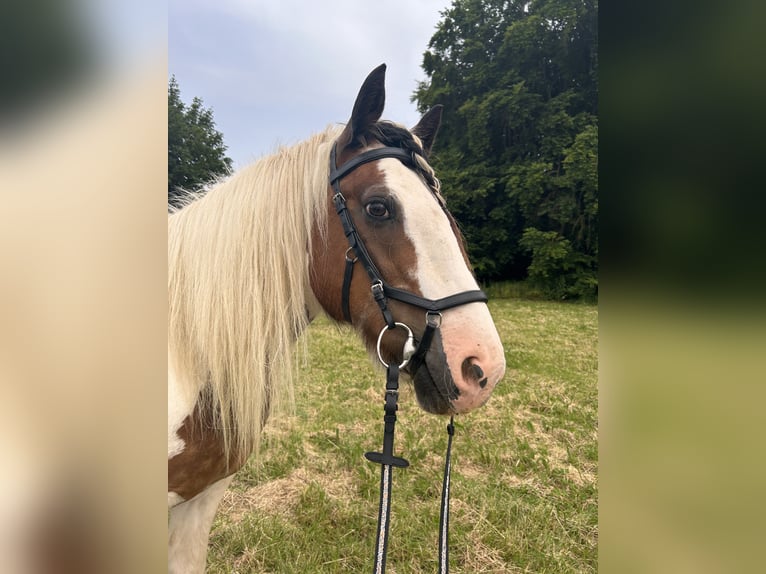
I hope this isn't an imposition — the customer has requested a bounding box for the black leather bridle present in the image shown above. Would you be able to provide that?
[328,141,488,574]
[329,143,488,330]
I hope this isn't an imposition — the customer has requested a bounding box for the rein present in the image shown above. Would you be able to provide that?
[329,142,487,573]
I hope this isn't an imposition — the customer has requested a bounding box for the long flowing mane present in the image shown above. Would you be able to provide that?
[168,126,339,459]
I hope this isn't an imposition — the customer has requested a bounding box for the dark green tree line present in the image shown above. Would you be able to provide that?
[415,0,598,299]
[168,76,232,209]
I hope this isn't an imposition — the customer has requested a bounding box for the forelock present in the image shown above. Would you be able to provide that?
[364,121,445,207]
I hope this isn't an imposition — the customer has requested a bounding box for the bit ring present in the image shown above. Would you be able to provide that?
[376,322,414,369]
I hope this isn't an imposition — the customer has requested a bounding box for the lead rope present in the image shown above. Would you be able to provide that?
[438,416,455,574]
[365,342,456,574]
[365,363,409,574]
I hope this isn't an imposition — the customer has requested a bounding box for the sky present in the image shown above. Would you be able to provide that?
[169,0,453,169]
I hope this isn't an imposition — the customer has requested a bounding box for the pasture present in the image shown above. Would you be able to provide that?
[207,298,597,573]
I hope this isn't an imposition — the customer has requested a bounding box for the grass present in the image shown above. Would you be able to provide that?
[207,298,597,573]
[481,281,546,301]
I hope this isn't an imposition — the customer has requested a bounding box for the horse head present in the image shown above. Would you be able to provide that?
[310,64,506,415]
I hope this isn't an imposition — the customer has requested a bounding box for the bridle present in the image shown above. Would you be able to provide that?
[329,141,488,573]
[329,143,487,334]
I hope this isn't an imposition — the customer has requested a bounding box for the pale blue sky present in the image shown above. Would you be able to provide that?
[169,0,452,169]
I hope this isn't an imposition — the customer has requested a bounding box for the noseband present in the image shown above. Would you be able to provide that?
[329,142,487,573]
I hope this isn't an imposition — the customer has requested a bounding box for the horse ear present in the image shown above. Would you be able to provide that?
[347,64,387,145]
[412,105,443,156]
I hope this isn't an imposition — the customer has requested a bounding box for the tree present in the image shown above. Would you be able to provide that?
[414,0,598,298]
[168,76,232,208]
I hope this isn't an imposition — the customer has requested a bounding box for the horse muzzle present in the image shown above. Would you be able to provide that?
[404,332,505,415]
[406,318,506,416]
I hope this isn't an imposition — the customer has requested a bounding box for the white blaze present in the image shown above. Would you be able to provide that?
[381,159,506,409]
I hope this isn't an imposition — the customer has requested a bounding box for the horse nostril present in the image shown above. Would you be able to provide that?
[461,358,485,385]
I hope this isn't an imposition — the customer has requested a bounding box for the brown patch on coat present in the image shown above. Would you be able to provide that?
[168,402,248,501]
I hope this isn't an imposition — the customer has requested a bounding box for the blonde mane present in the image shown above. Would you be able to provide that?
[168,126,341,460]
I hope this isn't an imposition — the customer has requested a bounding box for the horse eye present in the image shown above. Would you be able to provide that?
[365,201,390,219]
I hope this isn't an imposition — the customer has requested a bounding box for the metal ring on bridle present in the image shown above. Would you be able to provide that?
[426,310,443,328]
[376,322,414,369]
[345,246,358,263]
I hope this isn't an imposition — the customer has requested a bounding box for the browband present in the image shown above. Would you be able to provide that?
[329,146,414,184]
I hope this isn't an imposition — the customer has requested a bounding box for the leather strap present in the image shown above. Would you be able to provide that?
[330,146,414,184]
[365,364,409,574]
[438,417,455,574]
[341,256,355,323]
[405,314,439,379]
[383,285,488,312]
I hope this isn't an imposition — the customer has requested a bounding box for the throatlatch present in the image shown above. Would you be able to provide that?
[329,142,485,574]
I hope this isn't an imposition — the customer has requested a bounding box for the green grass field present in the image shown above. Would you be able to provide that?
[207,299,597,573]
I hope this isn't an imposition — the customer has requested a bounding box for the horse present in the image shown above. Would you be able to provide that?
[167,64,506,573]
